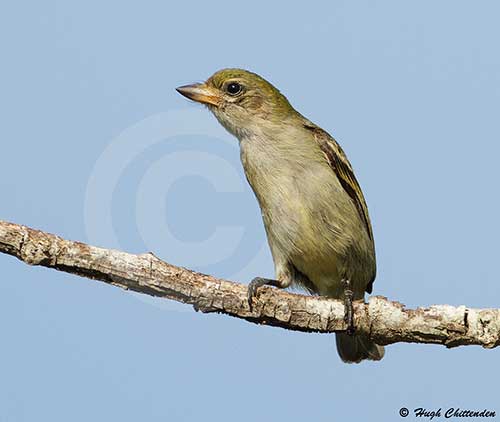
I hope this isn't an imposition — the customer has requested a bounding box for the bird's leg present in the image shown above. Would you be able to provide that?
[247,277,281,309]
[342,278,355,335]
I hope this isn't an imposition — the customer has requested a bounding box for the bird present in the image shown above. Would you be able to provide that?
[176,68,384,363]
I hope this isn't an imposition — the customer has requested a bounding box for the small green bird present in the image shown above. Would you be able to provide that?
[176,69,384,363]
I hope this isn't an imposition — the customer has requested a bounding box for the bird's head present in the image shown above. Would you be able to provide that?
[176,68,297,138]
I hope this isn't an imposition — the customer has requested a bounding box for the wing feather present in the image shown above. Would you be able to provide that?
[304,122,376,292]
[304,122,374,243]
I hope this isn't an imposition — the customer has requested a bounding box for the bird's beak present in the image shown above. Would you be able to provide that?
[176,83,221,107]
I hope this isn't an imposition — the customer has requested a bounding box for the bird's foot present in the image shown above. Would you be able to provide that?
[342,279,355,336]
[247,277,280,310]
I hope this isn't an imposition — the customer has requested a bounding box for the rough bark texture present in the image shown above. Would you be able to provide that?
[0,219,499,348]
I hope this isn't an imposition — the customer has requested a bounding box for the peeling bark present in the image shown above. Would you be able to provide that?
[0,219,499,348]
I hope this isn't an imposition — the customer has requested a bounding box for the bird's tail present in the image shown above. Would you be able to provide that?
[335,332,385,363]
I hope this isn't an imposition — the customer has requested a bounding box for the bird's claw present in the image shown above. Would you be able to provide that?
[342,279,355,336]
[247,277,278,310]
[247,277,265,309]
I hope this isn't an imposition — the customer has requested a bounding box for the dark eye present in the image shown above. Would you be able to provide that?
[226,82,242,95]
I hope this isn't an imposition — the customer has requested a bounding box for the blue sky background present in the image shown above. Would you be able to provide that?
[1,1,499,421]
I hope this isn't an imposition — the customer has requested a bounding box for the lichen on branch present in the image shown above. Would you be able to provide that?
[0,219,499,349]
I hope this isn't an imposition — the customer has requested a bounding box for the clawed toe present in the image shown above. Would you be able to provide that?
[247,277,279,310]
[342,278,355,335]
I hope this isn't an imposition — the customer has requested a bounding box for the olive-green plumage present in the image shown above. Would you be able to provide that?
[177,68,384,363]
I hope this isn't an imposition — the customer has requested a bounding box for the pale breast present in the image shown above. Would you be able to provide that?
[239,133,375,298]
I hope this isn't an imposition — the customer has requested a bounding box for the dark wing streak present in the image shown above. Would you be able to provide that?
[304,123,375,292]
[304,123,374,240]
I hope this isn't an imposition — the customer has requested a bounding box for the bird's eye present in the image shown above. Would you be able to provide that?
[226,82,242,95]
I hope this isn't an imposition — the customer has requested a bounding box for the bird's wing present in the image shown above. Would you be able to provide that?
[304,122,374,243]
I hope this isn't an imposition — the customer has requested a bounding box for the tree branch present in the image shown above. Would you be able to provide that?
[0,219,498,349]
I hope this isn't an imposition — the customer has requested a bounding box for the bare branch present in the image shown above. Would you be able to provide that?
[0,219,499,348]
